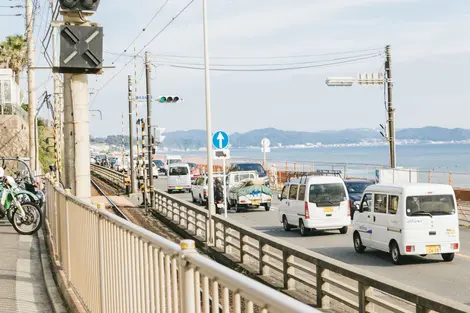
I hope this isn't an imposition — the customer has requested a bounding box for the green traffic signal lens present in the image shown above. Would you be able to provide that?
[159,97,166,103]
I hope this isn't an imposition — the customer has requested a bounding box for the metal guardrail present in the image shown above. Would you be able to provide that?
[92,165,470,313]
[44,180,320,313]
[90,163,126,192]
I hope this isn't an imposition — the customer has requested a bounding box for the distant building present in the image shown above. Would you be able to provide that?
[0,68,22,108]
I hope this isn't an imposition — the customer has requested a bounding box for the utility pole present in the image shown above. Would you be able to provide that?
[62,14,91,199]
[128,75,136,193]
[385,45,396,168]
[145,51,155,209]
[26,0,38,172]
[202,0,215,244]
[51,10,62,182]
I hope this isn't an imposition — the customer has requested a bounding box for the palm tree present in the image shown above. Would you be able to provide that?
[0,34,27,84]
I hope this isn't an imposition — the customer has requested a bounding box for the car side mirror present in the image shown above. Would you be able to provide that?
[277,194,282,200]
[357,205,363,213]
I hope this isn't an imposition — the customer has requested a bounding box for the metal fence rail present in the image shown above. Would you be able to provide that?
[44,180,320,313]
[92,165,470,312]
[90,163,126,192]
[152,191,470,313]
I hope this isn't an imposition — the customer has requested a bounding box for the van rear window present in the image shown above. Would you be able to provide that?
[170,167,188,176]
[309,183,346,206]
[406,195,455,216]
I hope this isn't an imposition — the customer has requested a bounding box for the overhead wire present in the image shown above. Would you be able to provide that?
[90,0,195,107]
[111,0,170,65]
[162,54,382,72]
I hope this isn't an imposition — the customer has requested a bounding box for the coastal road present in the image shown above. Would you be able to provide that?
[154,177,470,305]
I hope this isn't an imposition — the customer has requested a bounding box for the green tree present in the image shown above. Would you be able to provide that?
[0,34,27,84]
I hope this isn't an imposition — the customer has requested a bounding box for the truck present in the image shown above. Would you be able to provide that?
[226,170,273,212]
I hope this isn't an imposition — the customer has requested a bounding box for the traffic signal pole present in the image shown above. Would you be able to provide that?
[62,13,91,199]
[385,45,396,168]
[145,52,155,210]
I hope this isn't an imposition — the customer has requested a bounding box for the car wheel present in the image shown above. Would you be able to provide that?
[390,241,402,265]
[299,220,309,237]
[441,253,455,262]
[339,226,348,234]
[282,215,291,231]
[264,203,271,211]
[353,232,366,253]
[191,192,196,202]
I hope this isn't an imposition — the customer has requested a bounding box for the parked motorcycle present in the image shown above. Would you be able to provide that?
[0,167,43,235]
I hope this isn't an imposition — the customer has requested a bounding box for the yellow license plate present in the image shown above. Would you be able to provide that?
[175,186,183,190]
[425,245,441,253]
[252,200,260,205]
[323,207,334,213]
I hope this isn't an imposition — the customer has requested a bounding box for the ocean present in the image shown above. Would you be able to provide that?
[171,144,470,187]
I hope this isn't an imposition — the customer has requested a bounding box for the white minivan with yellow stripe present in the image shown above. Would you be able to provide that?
[353,183,460,265]
[278,176,351,236]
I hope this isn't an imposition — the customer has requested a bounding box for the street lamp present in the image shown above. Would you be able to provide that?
[202,0,215,245]
[325,53,396,169]
[89,109,102,120]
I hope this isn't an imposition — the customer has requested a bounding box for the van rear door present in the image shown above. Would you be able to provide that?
[307,183,348,219]
[403,194,459,253]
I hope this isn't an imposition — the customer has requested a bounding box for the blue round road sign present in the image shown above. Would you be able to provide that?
[212,131,229,149]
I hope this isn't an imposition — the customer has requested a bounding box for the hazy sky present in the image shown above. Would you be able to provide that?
[2,0,469,137]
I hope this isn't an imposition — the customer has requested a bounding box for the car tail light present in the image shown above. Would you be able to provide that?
[304,202,310,219]
[451,243,459,250]
[347,201,350,217]
[405,245,415,253]
[203,190,207,197]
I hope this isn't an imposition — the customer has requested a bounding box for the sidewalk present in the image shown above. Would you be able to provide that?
[0,222,57,312]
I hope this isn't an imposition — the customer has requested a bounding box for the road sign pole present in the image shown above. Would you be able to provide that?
[223,158,227,218]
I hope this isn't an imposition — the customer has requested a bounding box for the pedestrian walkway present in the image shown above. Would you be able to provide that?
[0,222,54,313]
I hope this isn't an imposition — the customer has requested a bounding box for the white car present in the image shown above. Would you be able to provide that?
[191,176,208,204]
[278,176,351,236]
[167,164,191,193]
[353,183,460,265]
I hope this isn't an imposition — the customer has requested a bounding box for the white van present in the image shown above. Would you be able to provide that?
[167,163,191,193]
[353,183,460,265]
[278,176,351,236]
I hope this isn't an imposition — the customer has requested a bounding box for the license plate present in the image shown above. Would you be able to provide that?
[252,200,260,205]
[323,207,334,213]
[425,245,441,253]
[176,186,183,190]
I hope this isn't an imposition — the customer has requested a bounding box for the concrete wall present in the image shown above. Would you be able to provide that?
[0,115,29,160]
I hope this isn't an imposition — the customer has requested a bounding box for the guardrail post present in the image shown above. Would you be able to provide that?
[258,241,264,275]
[180,240,197,313]
[97,203,107,313]
[240,234,244,263]
[358,282,374,313]
[316,265,330,309]
[282,251,295,290]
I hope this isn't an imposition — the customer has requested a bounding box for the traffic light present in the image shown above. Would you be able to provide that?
[357,73,384,85]
[158,96,180,103]
[59,0,100,12]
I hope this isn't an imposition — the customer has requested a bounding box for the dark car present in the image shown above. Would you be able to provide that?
[344,180,373,219]
[152,160,166,174]
[228,162,269,187]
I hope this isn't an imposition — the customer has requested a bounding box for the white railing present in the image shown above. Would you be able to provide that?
[44,180,320,313]
[91,165,470,313]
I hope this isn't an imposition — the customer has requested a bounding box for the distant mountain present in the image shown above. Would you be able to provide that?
[93,127,470,149]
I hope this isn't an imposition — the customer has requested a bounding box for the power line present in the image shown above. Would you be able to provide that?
[112,0,170,65]
[152,52,382,67]
[163,54,381,72]
[90,0,195,107]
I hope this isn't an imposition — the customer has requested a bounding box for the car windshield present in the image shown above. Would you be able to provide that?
[169,159,182,165]
[345,181,372,194]
[169,167,188,175]
[309,183,346,207]
[231,164,266,176]
[406,195,456,216]
[188,163,196,168]
[153,160,164,166]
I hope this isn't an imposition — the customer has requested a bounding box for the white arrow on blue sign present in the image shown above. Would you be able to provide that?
[212,131,229,149]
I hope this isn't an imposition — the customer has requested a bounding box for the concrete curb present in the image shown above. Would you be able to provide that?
[37,228,69,313]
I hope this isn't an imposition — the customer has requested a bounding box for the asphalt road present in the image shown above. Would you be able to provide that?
[154,177,470,304]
